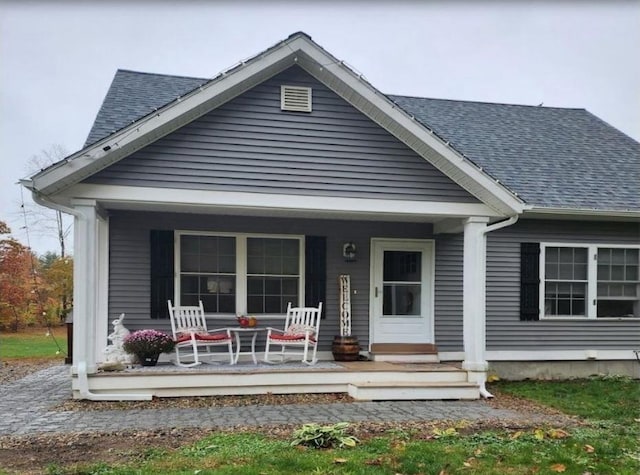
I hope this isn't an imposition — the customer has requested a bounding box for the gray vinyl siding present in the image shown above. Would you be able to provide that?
[434,234,464,351]
[486,219,640,350]
[107,211,444,352]
[85,66,478,203]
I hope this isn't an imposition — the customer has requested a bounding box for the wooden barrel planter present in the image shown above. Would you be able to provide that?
[332,336,360,361]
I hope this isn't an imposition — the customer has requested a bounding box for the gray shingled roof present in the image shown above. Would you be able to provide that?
[84,70,208,147]
[85,69,640,212]
[389,95,640,211]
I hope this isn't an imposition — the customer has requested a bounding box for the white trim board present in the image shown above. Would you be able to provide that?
[65,184,501,219]
[439,350,640,361]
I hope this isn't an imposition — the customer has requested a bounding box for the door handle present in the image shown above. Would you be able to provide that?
[375,287,378,298]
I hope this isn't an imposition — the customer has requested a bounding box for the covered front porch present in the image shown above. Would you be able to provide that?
[73,359,480,401]
[63,187,520,401]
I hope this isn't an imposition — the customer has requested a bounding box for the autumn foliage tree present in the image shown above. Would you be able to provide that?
[0,221,36,331]
[0,221,73,331]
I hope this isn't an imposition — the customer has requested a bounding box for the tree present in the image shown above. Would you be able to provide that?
[22,145,73,258]
[0,222,36,331]
[39,253,73,323]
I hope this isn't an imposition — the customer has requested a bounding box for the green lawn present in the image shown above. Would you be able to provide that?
[45,377,640,475]
[0,326,67,359]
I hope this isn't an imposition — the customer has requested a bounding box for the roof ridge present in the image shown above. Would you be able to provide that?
[389,94,587,111]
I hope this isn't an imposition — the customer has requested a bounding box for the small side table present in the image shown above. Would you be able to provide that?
[229,327,266,364]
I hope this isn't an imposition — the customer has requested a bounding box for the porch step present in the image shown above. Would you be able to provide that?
[369,343,439,363]
[347,381,479,401]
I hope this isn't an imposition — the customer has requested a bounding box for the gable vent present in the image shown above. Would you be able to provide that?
[281,85,312,112]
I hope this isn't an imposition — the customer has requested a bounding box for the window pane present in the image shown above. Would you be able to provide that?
[217,255,234,274]
[265,256,282,274]
[574,263,587,280]
[383,284,421,316]
[218,237,235,255]
[612,249,626,265]
[200,295,217,312]
[181,235,199,253]
[574,248,588,263]
[598,248,611,264]
[557,299,571,315]
[200,237,217,254]
[282,257,299,275]
[597,265,610,281]
[247,277,263,294]
[559,247,573,263]
[559,263,573,280]
[282,278,297,295]
[572,299,585,316]
[219,277,234,295]
[626,266,638,280]
[247,296,264,314]
[182,254,200,273]
[597,283,608,297]
[545,247,559,263]
[264,277,281,294]
[265,296,282,313]
[545,262,558,280]
[219,295,235,313]
[181,276,199,293]
[609,284,623,297]
[611,265,625,280]
[623,284,637,297]
[199,253,218,273]
[383,251,421,281]
[598,300,636,318]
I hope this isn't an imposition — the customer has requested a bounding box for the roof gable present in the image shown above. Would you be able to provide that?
[83,66,481,204]
[23,32,534,215]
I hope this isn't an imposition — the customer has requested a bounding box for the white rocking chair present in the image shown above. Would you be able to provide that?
[263,302,323,365]
[168,300,234,367]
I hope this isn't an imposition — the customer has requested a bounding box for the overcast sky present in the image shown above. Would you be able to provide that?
[1,1,639,255]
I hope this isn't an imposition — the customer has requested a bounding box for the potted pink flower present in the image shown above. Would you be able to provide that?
[122,329,175,366]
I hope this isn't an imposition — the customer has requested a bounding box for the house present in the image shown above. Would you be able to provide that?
[22,32,640,400]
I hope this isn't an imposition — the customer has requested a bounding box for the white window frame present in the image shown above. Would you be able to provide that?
[175,231,305,318]
[540,243,640,320]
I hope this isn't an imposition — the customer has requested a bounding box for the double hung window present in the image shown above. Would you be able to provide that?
[541,244,640,319]
[177,233,303,315]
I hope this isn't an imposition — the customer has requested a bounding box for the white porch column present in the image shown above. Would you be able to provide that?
[462,216,489,372]
[71,201,100,373]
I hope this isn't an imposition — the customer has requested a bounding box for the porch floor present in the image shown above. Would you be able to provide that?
[77,360,480,401]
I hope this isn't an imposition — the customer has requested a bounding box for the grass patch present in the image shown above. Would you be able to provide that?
[28,378,640,474]
[0,326,67,359]
[491,376,640,423]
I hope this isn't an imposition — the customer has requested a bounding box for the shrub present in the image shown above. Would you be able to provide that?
[291,422,358,449]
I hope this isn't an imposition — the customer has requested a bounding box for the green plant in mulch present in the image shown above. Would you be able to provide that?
[291,422,359,449]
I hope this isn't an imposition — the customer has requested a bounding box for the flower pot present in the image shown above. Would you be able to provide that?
[331,336,360,361]
[137,354,160,366]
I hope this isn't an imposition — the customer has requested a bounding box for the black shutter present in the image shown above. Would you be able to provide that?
[520,242,540,321]
[150,230,174,319]
[305,236,326,318]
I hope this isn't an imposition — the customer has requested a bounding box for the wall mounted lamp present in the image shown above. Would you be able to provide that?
[343,242,357,262]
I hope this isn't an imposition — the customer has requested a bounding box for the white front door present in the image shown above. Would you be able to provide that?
[370,239,434,345]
